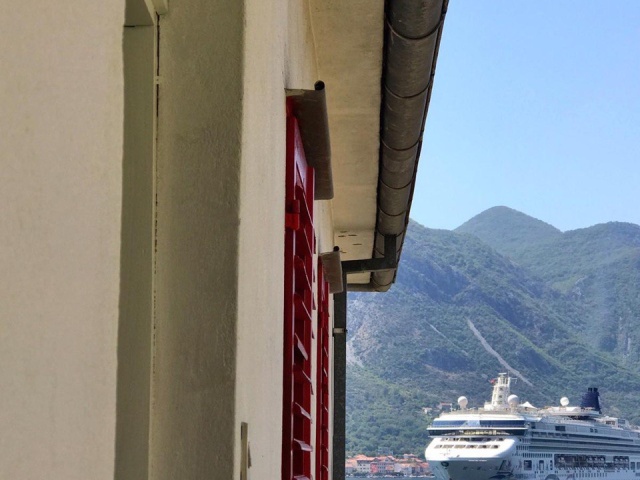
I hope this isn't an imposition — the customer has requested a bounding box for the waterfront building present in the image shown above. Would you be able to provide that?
[345,458,358,475]
[346,453,432,476]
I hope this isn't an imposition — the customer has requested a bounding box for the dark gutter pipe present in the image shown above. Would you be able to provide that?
[342,234,397,275]
[332,235,396,480]
[331,268,348,480]
[333,4,449,477]
[348,0,448,291]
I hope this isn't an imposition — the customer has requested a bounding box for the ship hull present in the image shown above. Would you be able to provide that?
[430,457,512,480]
[428,456,640,480]
[423,375,640,480]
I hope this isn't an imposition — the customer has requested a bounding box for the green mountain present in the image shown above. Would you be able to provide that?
[456,206,562,256]
[346,209,640,457]
[457,209,640,366]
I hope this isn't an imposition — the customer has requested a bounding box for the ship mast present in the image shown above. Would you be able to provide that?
[490,373,511,409]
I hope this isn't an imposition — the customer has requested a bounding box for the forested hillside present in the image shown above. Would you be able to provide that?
[457,206,640,365]
[346,208,640,456]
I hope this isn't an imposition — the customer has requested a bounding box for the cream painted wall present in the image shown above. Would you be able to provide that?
[236,1,338,478]
[116,14,156,480]
[150,1,245,479]
[235,0,288,477]
[0,1,125,479]
[0,0,339,478]
[152,1,335,478]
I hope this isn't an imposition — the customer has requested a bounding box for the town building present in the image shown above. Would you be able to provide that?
[345,458,359,475]
[353,454,378,474]
[371,456,396,475]
[346,454,432,477]
[1,0,447,479]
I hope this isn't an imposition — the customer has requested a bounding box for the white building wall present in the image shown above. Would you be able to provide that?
[0,1,125,479]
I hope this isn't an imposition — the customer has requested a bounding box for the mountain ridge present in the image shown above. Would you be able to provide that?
[346,207,640,456]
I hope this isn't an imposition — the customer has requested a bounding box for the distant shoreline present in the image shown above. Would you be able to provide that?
[345,475,434,480]
[346,476,434,479]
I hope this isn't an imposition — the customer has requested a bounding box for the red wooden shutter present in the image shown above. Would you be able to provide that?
[315,261,331,480]
[282,105,315,480]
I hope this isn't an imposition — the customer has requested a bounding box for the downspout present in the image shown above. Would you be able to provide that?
[331,270,348,480]
[333,2,449,478]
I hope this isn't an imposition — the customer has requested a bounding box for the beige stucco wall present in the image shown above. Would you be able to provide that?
[116,14,157,480]
[150,0,245,479]
[235,0,325,478]
[235,0,287,476]
[152,1,333,478]
[0,1,125,479]
[151,1,333,479]
[1,0,337,478]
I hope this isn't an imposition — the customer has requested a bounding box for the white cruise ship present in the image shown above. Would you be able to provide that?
[425,373,640,480]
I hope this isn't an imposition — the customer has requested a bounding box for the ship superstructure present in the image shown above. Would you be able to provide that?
[425,373,640,480]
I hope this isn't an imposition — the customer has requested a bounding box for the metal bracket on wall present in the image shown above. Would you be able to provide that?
[241,422,250,480]
[341,234,398,275]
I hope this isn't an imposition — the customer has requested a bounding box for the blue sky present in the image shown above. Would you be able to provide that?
[412,1,640,232]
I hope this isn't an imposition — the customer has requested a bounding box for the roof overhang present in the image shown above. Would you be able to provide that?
[309,0,448,291]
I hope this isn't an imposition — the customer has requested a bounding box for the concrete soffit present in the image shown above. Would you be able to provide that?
[309,0,449,292]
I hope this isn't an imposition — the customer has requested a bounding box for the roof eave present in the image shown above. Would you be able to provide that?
[350,0,449,292]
